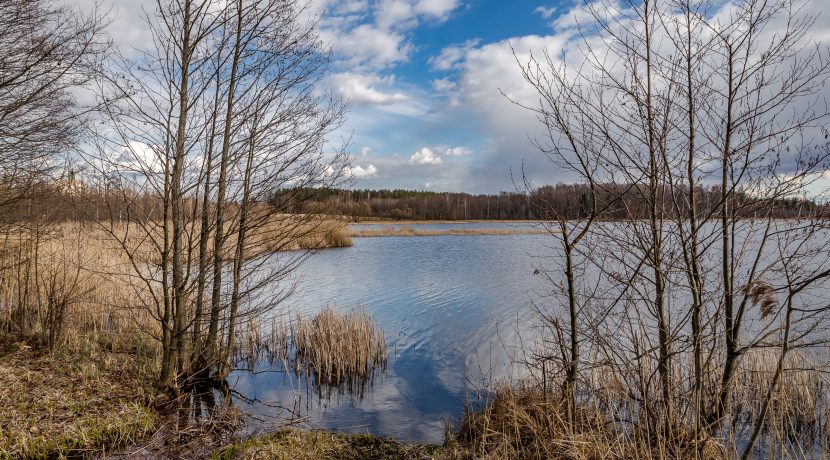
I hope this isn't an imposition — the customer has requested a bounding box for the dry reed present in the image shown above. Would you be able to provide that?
[232,308,387,401]
[292,308,387,388]
[455,347,829,459]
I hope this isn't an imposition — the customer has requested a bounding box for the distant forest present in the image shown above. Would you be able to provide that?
[13,180,825,223]
[269,184,828,221]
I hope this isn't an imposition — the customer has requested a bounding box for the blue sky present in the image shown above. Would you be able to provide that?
[78,0,578,193]
[77,0,830,194]
[307,0,577,193]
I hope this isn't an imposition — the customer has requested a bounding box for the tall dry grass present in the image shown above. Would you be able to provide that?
[0,222,153,350]
[233,308,387,401]
[454,347,829,459]
[293,308,387,387]
[0,217,351,352]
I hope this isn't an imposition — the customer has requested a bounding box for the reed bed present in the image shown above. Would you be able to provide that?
[0,222,155,350]
[349,224,547,238]
[454,380,724,460]
[455,347,829,459]
[727,349,829,448]
[0,217,351,347]
[232,308,387,401]
[293,308,387,387]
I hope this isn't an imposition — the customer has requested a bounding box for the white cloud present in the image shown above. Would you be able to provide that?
[429,39,480,71]
[534,6,556,19]
[332,24,411,69]
[432,78,456,91]
[445,147,472,156]
[360,146,371,156]
[346,164,378,178]
[330,72,410,105]
[413,0,459,20]
[376,0,460,30]
[409,147,443,165]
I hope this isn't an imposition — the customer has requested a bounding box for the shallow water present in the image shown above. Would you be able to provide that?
[226,220,830,448]
[229,228,557,443]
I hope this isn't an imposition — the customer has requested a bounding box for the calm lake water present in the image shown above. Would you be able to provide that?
[228,223,556,443]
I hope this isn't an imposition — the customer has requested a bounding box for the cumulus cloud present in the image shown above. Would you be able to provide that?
[409,147,443,165]
[345,164,378,178]
[432,78,457,91]
[330,72,410,105]
[376,0,460,30]
[331,24,411,69]
[429,39,480,71]
[315,0,464,71]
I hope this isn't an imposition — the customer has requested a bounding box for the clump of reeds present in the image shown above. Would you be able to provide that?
[292,308,387,391]
[453,380,725,460]
[229,308,387,401]
[250,217,353,254]
[729,349,828,444]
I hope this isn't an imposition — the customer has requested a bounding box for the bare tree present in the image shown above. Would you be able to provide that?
[85,0,347,390]
[0,0,107,338]
[518,0,830,454]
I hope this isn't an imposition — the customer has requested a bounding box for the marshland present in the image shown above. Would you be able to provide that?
[3,0,830,459]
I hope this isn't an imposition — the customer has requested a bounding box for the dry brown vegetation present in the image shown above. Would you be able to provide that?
[0,219,351,351]
[234,307,388,402]
[215,429,459,460]
[454,348,829,459]
[0,343,158,458]
[293,308,387,388]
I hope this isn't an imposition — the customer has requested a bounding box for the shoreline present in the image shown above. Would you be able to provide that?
[348,226,548,238]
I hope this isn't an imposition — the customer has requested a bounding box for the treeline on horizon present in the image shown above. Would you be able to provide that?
[268,184,828,221]
[13,179,825,223]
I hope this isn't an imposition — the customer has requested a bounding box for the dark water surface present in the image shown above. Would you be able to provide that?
[229,226,557,443]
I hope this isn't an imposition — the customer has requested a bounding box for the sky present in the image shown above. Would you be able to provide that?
[74,0,830,194]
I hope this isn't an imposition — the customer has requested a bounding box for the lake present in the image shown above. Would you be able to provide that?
[228,222,557,443]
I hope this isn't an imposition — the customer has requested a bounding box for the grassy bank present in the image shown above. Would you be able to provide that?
[214,429,461,460]
[0,342,158,458]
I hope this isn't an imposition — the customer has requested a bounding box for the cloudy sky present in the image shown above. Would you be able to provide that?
[75,0,830,194]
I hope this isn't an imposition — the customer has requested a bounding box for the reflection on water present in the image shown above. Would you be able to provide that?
[229,229,555,443]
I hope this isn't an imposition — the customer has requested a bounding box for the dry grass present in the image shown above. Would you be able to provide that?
[726,349,829,447]
[259,218,352,252]
[0,217,351,347]
[0,222,155,349]
[349,224,547,238]
[214,429,460,460]
[0,342,159,458]
[232,308,387,402]
[471,346,829,459]
[291,308,387,397]
[454,381,725,460]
